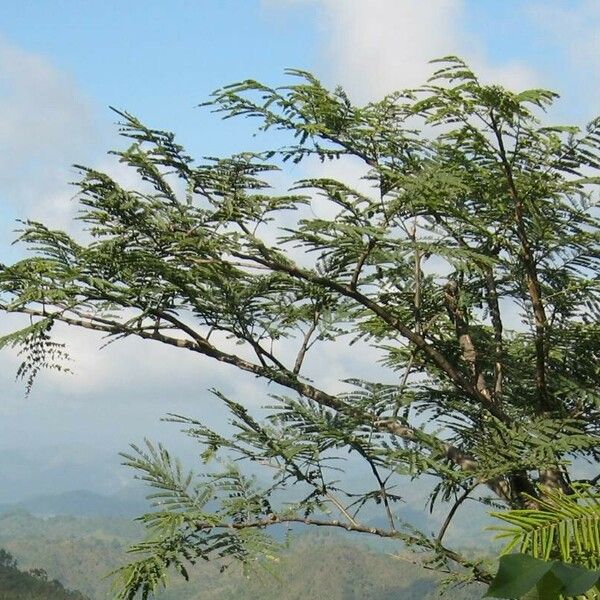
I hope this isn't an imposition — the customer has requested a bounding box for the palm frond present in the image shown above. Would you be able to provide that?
[490,485,600,568]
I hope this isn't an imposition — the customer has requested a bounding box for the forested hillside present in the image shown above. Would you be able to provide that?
[0,549,88,600]
[152,537,483,600]
[0,511,137,599]
[0,510,483,599]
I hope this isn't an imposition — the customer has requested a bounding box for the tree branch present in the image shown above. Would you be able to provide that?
[0,303,447,453]
[231,246,508,422]
[191,515,493,583]
[435,483,478,545]
[293,307,320,375]
[443,279,492,402]
[484,268,504,398]
[350,237,376,290]
[489,110,550,412]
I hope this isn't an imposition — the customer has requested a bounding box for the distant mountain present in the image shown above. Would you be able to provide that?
[0,446,124,504]
[0,488,149,518]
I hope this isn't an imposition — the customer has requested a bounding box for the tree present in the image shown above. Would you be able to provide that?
[1,57,599,598]
[0,551,17,571]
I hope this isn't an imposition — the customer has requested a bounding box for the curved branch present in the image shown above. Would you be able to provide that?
[0,301,489,486]
[435,483,478,545]
[192,514,493,584]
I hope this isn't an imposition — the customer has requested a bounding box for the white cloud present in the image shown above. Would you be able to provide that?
[266,0,538,102]
[318,0,464,99]
[0,35,108,232]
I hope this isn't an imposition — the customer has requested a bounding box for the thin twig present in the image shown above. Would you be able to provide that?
[435,483,478,545]
[293,308,321,374]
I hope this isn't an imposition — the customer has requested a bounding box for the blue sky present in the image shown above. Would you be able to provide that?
[0,0,599,502]
[1,1,319,157]
[1,1,597,154]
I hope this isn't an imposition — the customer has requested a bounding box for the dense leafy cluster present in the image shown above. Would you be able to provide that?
[1,57,599,597]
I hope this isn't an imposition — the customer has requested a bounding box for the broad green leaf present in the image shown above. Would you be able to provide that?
[485,554,554,598]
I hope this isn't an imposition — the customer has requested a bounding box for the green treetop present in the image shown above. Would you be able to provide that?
[1,57,599,598]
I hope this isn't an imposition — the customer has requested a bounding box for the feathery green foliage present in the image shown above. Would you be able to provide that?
[1,57,599,597]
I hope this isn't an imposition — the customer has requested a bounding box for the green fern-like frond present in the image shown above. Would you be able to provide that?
[490,485,600,568]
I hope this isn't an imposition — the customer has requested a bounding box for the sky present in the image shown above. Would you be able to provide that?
[0,0,599,502]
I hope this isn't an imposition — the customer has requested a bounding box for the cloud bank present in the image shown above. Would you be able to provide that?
[267,0,538,102]
[0,36,107,233]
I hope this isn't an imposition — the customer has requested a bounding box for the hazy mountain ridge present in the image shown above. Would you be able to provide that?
[0,489,148,519]
[0,447,125,504]
[0,506,485,599]
[0,485,494,598]
[0,481,496,545]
